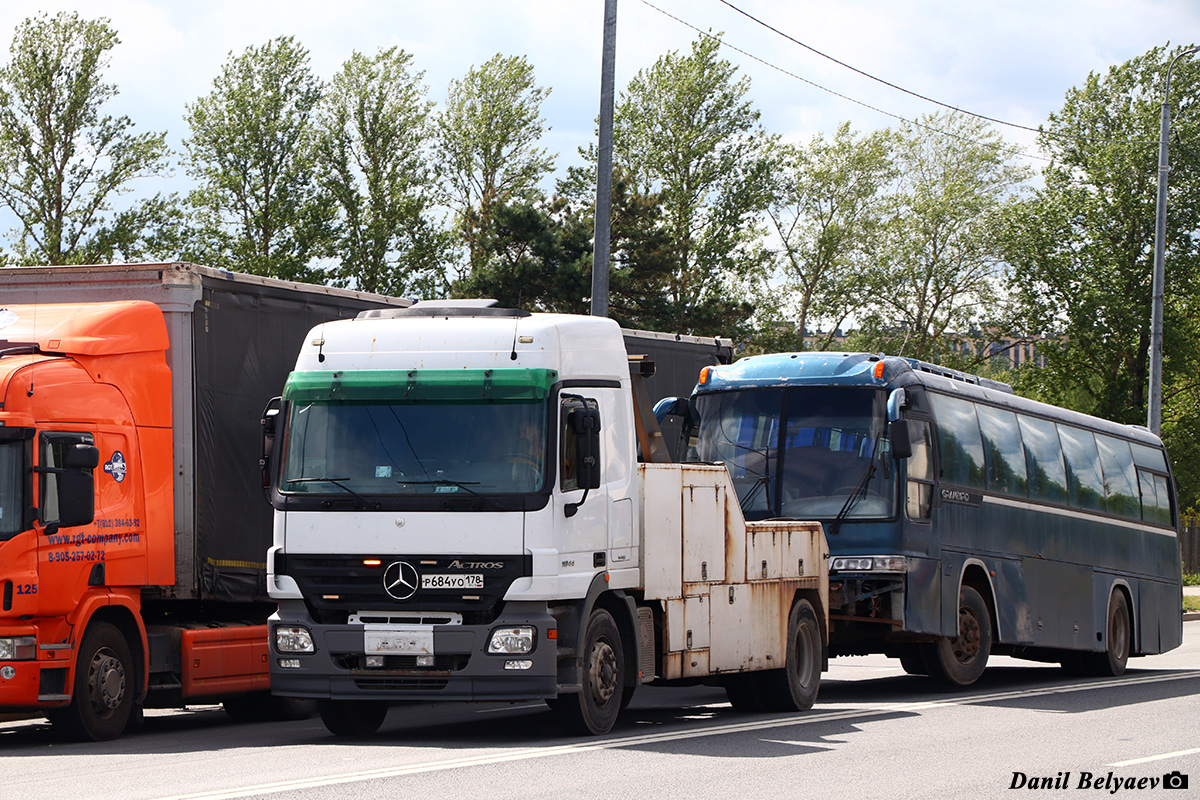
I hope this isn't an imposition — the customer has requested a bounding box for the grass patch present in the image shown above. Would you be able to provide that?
[1185,595,1200,613]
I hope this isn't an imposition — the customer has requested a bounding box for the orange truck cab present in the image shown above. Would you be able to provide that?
[0,263,407,740]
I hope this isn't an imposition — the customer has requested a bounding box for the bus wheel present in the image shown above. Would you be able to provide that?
[924,586,991,687]
[554,608,623,735]
[1088,592,1130,677]
[318,700,388,736]
[897,645,928,676]
[757,598,821,711]
[52,622,135,741]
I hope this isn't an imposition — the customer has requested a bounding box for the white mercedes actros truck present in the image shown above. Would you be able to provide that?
[263,302,829,736]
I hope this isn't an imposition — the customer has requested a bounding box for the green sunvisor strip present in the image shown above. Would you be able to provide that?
[283,368,558,403]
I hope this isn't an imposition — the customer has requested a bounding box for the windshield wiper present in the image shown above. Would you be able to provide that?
[287,477,378,507]
[828,461,876,536]
[397,478,505,510]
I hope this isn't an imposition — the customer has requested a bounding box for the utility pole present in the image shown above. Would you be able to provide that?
[591,0,617,318]
[1148,45,1198,435]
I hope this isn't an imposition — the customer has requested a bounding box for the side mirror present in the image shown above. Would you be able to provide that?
[889,419,913,460]
[63,444,100,470]
[261,397,281,497]
[568,405,602,491]
[652,396,688,423]
[56,470,96,528]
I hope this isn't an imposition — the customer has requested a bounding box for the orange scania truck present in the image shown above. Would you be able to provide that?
[0,262,407,740]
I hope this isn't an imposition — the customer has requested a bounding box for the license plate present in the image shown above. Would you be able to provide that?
[421,573,483,589]
[364,627,433,655]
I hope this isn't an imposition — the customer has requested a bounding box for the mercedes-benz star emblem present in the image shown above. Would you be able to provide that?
[383,561,420,600]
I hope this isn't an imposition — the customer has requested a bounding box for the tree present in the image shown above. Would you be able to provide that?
[998,45,1200,504]
[0,12,172,265]
[613,34,773,337]
[315,47,450,298]
[435,54,554,280]
[757,123,896,352]
[851,111,1030,363]
[183,36,326,281]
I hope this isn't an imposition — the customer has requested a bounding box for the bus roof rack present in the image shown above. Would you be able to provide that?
[899,357,1014,394]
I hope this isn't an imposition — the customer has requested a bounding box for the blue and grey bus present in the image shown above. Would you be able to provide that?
[663,352,1183,685]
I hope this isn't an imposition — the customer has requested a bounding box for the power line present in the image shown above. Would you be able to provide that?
[636,0,1051,164]
[713,0,1159,149]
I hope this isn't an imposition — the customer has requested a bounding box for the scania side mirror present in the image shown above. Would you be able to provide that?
[56,470,96,528]
[889,419,913,460]
[260,397,281,497]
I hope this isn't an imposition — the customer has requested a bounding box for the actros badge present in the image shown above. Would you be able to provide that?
[383,561,419,600]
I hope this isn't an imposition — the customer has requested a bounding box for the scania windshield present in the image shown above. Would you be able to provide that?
[692,386,896,521]
[280,368,555,501]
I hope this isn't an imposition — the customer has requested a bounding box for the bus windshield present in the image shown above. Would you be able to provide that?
[693,386,895,521]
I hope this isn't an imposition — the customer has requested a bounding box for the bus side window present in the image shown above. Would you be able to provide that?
[906,420,933,520]
[928,393,985,489]
[1137,469,1173,527]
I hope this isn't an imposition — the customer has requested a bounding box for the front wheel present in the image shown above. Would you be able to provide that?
[51,621,135,741]
[757,598,821,711]
[318,700,388,736]
[923,585,991,687]
[554,608,624,735]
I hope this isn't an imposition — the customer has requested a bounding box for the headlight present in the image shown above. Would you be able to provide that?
[831,556,908,574]
[274,626,315,653]
[487,626,535,654]
[0,636,36,660]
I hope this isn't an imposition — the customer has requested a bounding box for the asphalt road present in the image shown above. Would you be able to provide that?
[3,621,1199,800]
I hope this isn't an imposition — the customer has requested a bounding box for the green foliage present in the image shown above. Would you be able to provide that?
[755,123,897,351]
[315,47,451,298]
[853,112,1031,362]
[0,12,172,265]
[613,34,772,336]
[436,54,554,280]
[183,36,328,281]
[999,45,1200,504]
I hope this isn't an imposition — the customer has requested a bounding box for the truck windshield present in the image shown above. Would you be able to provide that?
[280,368,553,497]
[693,386,895,521]
[0,439,26,539]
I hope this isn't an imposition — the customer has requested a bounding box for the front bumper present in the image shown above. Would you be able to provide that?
[269,600,558,702]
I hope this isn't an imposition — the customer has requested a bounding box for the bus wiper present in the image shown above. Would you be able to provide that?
[287,477,378,507]
[828,461,876,536]
[738,474,770,509]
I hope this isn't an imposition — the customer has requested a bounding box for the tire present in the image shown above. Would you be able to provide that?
[1087,591,1130,677]
[897,646,928,676]
[923,585,991,687]
[52,622,135,742]
[554,608,624,735]
[318,700,388,736]
[757,598,821,711]
[724,674,765,712]
[224,693,318,722]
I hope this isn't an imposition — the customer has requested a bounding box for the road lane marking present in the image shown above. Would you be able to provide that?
[153,670,1200,800]
[1109,747,1200,767]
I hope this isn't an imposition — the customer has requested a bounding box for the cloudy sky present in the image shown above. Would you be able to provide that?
[0,0,1197,194]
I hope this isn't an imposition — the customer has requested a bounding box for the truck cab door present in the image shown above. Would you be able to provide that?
[556,395,608,565]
